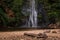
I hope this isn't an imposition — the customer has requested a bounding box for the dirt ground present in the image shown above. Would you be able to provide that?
[0,29,60,40]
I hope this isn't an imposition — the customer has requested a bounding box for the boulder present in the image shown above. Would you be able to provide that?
[24,33,48,38]
[52,31,57,33]
[37,33,48,38]
[24,33,37,37]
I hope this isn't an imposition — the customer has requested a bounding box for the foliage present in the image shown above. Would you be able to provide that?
[0,0,60,28]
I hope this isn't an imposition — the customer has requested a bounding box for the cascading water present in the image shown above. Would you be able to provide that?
[22,0,48,28]
[22,0,37,27]
[28,0,37,27]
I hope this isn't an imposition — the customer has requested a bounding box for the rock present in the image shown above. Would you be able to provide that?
[20,39,24,40]
[44,30,51,33]
[52,31,57,33]
[24,33,36,37]
[46,36,60,40]
[24,33,48,38]
[37,33,48,38]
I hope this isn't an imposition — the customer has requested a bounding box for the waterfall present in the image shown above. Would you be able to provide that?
[21,0,48,28]
[21,0,37,27]
[28,0,37,27]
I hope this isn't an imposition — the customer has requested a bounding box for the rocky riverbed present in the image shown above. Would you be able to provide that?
[0,29,60,40]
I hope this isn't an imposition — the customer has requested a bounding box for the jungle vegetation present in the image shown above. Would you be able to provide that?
[0,0,60,29]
